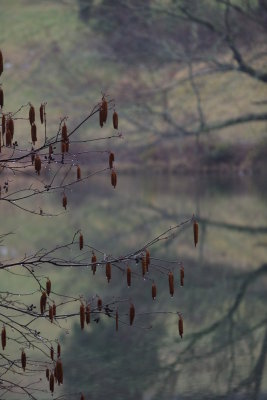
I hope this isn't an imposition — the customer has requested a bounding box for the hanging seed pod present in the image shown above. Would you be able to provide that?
[91,252,97,275]
[77,165,81,180]
[0,86,4,109]
[61,122,68,142]
[109,152,114,169]
[152,283,157,300]
[111,169,117,188]
[97,298,102,312]
[86,304,90,324]
[113,111,118,130]
[49,372,54,393]
[0,49,3,76]
[99,106,104,127]
[31,123,37,144]
[102,97,108,123]
[116,309,119,332]
[57,343,61,358]
[65,139,69,152]
[52,302,56,316]
[29,105,35,125]
[21,350,26,371]
[168,271,174,297]
[49,305,53,323]
[180,265,184,287]
[2,114,5,135]
[80,303,85,330]
[1,326,6,350]
[79,233,83,250]
[129,303,135,326]
[142,257,147,277]
[40,104,44,124]
[46,368,49,381]
[7,118,14,138]
[50,346,54,361]
[178,315,184,338]
[40,291,47,314]
[6,129,12,146]
[193,220,199,247]
[46,278,51,296]
[127,266,131,287]
[145,249,150,270]
[34,155,41,175]
[61,140,66,154]
[106,262,111,283]
[62,193,67,210]
[56,359,63,384]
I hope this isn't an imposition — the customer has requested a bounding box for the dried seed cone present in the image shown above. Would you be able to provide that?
[142,257,147,277]
[7,118,14,138]
[97,298,102,312]
[91,252,97,275]
[29,105,35,125]
[129,303,135,326]
[106,262,111,283]
[40,291,47,314]
[6,129,12,147]
[49,306,53,323]
[62,194,67,210]
[111,169,117,188]
[57,343,61,358]
[79,233,83,250]
[40,104,44,124]
[50,346,54,361]
[127,266,131,287]
[113,111,118,129]
[152,283,157,300]
[61,140,66,153]
[116,309,119,332]
[1,326,6,350]
[46,278,51,296]
[61,123,67,142]
[0,49,3,76]
[99,106,104,127]
[49,372,55,393]
[0,87,4,109]
[34,155,41,175]
[180,266,184,287]
[56,359,63,384]
[86,304,90,324]
[194,221,199,247]
[145,249,150,269]
[80,303,85,330]
[109,152,115,169]
[168,272,174,297]
[77,165,81,180]
[21,350,26,371]
[53,302,56,316]
[31,123,37,144]
[46,368,49,381]
[102,98,108,123]
[178,315,184,338]
[2,114,5,135]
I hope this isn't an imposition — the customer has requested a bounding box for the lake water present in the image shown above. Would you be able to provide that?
[1,172,267,400]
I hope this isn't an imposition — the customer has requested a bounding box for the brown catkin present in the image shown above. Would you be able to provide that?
[86,304,90,324]
[46,368,49,381]
[57,343,61,358]
[102,98,108,123]
[77,165,81,180]
[168,271,174,297]
[106,262,111,283]
[61,140,66,154]
[0,86,4,109]
[49,372,54,393]
[146,249,150,270]
[56,359,63,384]
[49,306,53,323]
[99,106,104,127]
[7,118,14,138]
[1,326,6,350]
[6,129,12,147]
[40,291,47,314]
[127,266,131,287]
[142,257,147,277]
[79,233,83,250]
[109,152,114,169]
[129,303,135,326]
[21,350,26,371]
[46,278,51,296]
[29,105,35,125]
[0,49,3,76]
[80,303,85,330]
[91,252,97,275]
[116,309,119,332]
[97,298,102,312]
[180,265,184,286]
[34,155,41,175]
[50,346,54,361]
[52,302,56,316]
[113,111,118,129]
[40,104,44,124]
[61,122,67,142]
[178,315,184,338]
[152,283,157,300]
[111,169,117,188]
[31,123,37,144]
[194,221,199,247]
[62,194,67,210]
[2,114,5,135]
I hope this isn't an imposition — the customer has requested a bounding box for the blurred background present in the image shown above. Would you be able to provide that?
[0,1,267,399]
